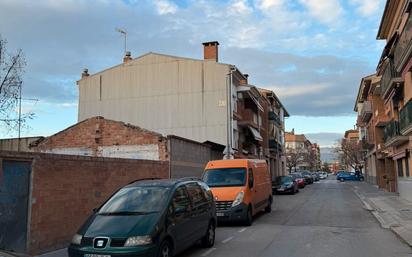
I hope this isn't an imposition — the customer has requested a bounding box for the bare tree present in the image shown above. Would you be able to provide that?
[336,138,365,172]
[0,35,32,132]
[286,147,307,173]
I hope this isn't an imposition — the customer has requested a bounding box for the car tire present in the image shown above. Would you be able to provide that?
[201,221,215,248]
[158,239,172,257]
[359,177,364,182]
[339,178,345,182]
[245,205,253,226]
[265,197,272,213]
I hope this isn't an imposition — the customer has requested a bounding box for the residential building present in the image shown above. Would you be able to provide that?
[312,143,321,171]
[285,131,314,171]
[376,0,412,200]
[76,41,289,177]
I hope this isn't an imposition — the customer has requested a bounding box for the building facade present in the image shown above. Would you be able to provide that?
[77,41,289,177]
[285,131,316,171]
[354,0,412,200]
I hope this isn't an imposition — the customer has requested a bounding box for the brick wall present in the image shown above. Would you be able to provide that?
[0,151,169,255]
[33,117,169,161]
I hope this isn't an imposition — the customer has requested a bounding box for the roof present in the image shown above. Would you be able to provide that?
[126,177,202,188]
[354,74,376,112]
[344,129,359,139]
[285,132,307,142]
[258,88,290,117]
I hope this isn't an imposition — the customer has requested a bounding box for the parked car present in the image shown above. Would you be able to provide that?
[203,159,272,226]
[319,172,327,179]
[68,178,216,257]
[290,172,306,188]
[336,172,365,182]
[272,176,299,194]
[311,172,320,181]
[300,171,314,184]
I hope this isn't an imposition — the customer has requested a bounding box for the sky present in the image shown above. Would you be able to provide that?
[0,0,386,147]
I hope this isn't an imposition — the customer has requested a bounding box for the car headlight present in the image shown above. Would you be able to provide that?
[232,191,244,207]
[71,234,82,245]
[124,236,152,246]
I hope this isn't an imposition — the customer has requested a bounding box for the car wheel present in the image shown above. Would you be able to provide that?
[291,188,296,195]
[265,196,272,213]
[339,178,345,182]
[359,177,364,182]
[201,221,215,247]
[158,240,172,257]
[245,205,253,226]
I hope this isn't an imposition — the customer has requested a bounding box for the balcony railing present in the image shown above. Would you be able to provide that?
[384,120,409,146]
[394,12,412,72]
[400,99,412,135]
[268,111,281,126]
[381,60,403,99]
[360,101,372,122]
[269,139,282,152]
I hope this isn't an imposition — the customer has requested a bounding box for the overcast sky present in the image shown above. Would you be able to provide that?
[0,0,386,146]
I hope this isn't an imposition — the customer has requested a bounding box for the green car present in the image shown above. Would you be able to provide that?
[68,178,217,257]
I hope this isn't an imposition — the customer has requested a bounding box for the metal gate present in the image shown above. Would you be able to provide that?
[0,160,31,253]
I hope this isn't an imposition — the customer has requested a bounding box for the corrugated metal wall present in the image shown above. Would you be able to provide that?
[78,53,229,146]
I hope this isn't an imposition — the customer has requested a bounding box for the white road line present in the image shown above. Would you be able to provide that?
[201,247,217,256]
[221,236,234,244]
[238,228,247,233]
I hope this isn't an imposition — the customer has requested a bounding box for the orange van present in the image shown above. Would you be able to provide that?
[202,159,272,225]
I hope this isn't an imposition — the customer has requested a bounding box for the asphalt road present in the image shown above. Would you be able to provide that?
[180,177,412,257]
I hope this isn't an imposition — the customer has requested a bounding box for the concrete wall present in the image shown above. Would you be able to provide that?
[78,53,229,146]
[0,151,169,255]
[168,136,223,178]
[0,137,43,152]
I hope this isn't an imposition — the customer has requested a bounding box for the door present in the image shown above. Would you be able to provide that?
[0,160,31,253]
[185,182,209,239]
[169,185,195,252]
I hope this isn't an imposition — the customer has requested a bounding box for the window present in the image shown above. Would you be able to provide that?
[397,159,404,177]
[248,168,254,188]
[172,186,191,211]
[406,154,410,177]
[186,183,206,206]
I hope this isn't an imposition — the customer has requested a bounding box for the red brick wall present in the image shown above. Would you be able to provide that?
[25,152,168,255]
[33,117,169,161]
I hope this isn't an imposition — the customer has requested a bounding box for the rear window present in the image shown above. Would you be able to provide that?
[203,168,246,187]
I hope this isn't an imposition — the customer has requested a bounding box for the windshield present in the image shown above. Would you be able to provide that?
[98,186,170,214]
[203,168,246,187]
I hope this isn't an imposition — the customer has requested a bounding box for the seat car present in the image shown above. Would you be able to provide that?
[289,173,305,188]
[203,159,272,226]
[336,172,364,182]
[68,178,216,257]
[299,171,314,184]
[272,176,299,194]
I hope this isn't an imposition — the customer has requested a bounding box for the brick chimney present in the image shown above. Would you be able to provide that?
[202,41,219,62]
[123,51,132,63]
[81,68,89,79]
[240,74,249,85]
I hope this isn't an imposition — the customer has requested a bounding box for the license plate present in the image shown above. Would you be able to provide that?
[278,188,284,191]
[84,254,111,257]
[216,212,225,217]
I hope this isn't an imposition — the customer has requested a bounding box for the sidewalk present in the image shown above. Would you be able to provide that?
[352,181,412,247]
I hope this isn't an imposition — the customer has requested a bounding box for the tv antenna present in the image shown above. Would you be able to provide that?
[116,27,127,54]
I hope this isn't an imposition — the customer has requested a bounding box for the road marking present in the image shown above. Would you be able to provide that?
[221,236,234,244]
[238,228,247,233]
[201,247,217,256]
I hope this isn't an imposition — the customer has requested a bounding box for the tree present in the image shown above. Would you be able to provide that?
[336,138,365,172]
[0,35,32,131]
[322,162,331,173]
[286,147,306,173]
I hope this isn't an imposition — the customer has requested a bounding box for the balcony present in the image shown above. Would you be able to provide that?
[238,108,259,129]
[268,111,281,126]
[360,101,372,123]
[400,99,412,135]
[394,12,412,72]
[384,120,409,147]
[381,60,403,99]
[269,139,282,153]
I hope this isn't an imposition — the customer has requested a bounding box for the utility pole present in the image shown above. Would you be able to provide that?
[16,81,38,151]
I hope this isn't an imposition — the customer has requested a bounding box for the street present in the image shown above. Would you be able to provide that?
[178,177,412,257]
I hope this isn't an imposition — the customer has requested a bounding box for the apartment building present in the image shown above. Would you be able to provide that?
[77,41,289,177]
[354,0,412,200]
[285,131,315,171]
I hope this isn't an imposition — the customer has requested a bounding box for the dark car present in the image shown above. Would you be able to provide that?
[272,176,299,194]
[290,173,306,188]
[311,172,320,181]
[300,171,314,184]
[68,178,217,257]
[337,172,365,182]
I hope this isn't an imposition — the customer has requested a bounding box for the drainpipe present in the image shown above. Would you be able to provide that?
[224,66,236,159]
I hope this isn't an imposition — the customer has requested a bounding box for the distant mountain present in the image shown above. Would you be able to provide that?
[305,132,342,163]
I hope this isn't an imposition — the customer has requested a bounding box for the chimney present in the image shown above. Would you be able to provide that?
[240,74,249,85]
[291,128,295,135]
[81,68,89,79]
[202,41,219,62]
[123,51,132,63]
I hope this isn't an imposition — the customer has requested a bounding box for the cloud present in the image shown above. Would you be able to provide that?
[299,0,343,25]
[350,0,384,17]
[153,0,178,15]
[273,84,331,98]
